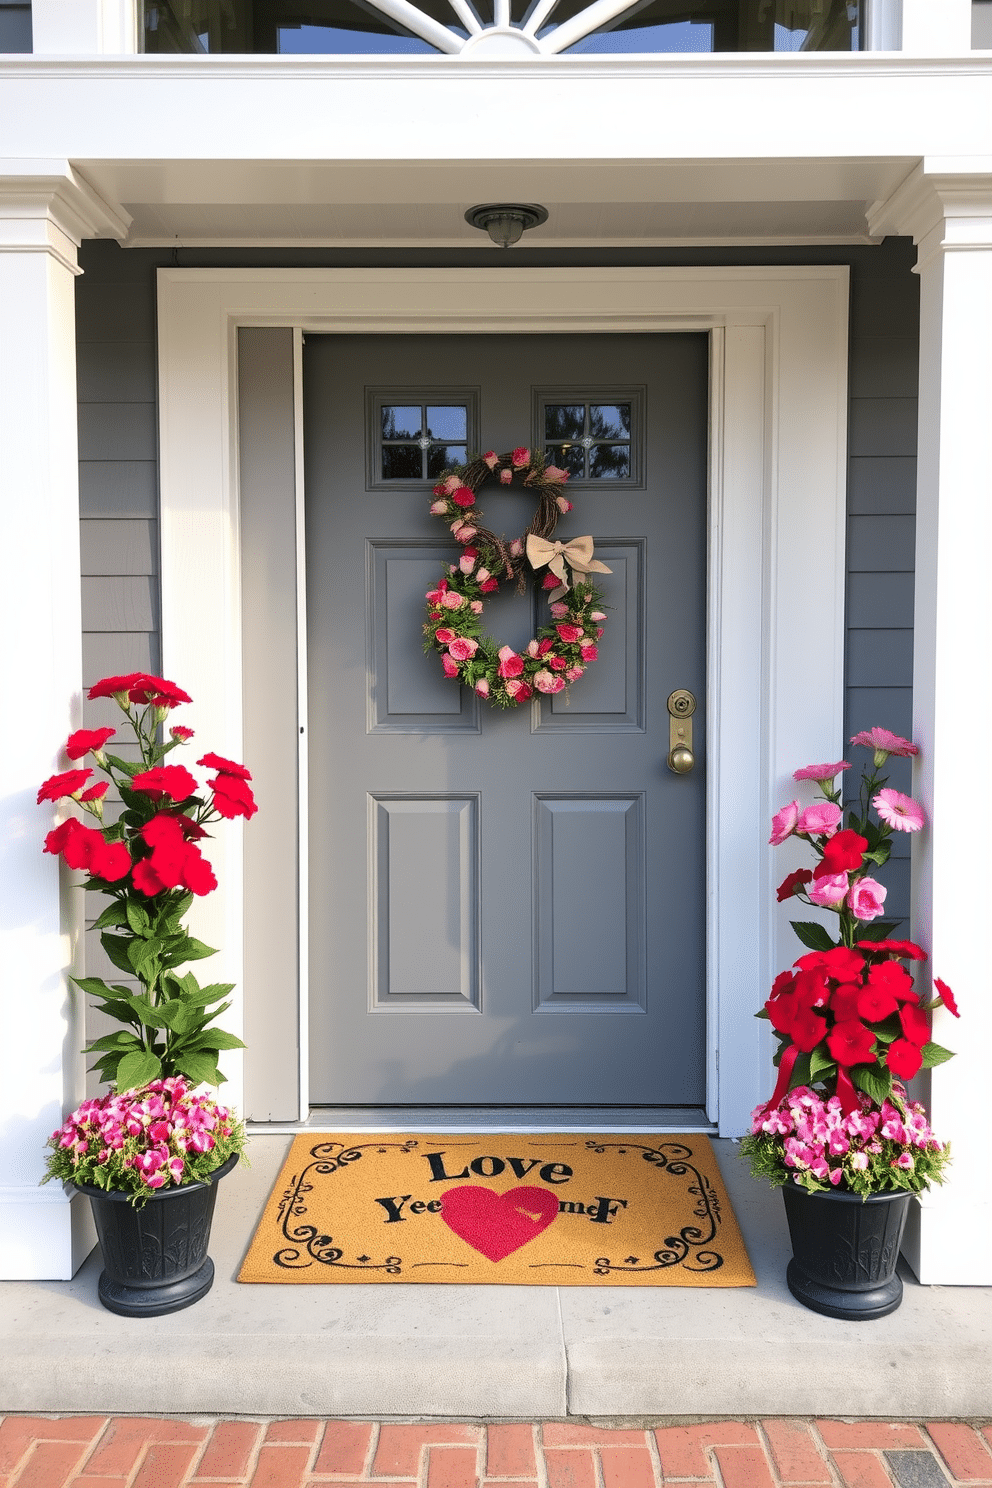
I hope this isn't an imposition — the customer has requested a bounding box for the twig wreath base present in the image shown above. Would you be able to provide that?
[423,447,610,708]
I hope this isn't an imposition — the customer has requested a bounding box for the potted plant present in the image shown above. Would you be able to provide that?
[37,671,254,1315]
[741,727,957,1320]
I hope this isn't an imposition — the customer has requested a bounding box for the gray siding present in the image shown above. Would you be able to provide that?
[74,237,921,948]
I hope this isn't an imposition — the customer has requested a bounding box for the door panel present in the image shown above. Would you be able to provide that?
[305,333,707,1105]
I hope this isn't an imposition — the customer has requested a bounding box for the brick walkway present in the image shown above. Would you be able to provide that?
[1,1419,992,1488]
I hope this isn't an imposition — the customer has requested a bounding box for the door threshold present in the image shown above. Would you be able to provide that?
[248,1105,715,1135]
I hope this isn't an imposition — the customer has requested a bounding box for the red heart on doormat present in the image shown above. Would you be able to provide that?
[440,1185,559,1262]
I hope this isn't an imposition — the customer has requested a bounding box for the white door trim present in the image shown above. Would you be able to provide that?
[156,265,849,1136]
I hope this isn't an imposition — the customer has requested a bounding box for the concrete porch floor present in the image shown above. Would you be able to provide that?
[2,1136,991,1420]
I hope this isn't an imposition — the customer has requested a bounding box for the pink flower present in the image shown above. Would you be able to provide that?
[441,476,462,494]
[448,637,478,661]
[873,789,925,832]
[499,468,513,485]
[504,678,532,701]
[556,496,573,513]
[796,801,842,838]
[544,465,569,483]
[769,800,800,845]
[459,548,479,574]
[442,654,459,678]
[452,524,478,543]
[579,643,599,662]
[509,539,523,558]
[590,611,606,621]
[892,1152,915,1171]
[556,623,583,644]
[550,603,568,619]
[793,760,851,783]
[807,872,849,907]
[850,727,918,759]
[497,646,524,679]
[511,446,530,468]
[847,875,887,921]
[434,628,456,644]
[534,670,565,694]
[441,591,465,610]
[475,678,490,697]
[849,1151,869,1171]
[452,487,475,508]
[430,499,448,515]
[482,451,499,470]
[566,666,584,682]
[470,600,483,614]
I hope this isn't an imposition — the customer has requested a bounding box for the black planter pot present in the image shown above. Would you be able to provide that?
[74,1153,238,1318]
[781,1181,912,1321]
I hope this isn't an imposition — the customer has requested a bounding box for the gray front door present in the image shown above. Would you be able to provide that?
[305,333,707,1106]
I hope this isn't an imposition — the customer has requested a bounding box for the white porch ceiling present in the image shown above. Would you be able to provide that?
[78,157,914,246]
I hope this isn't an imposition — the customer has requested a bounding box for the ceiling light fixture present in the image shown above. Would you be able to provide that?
[465,202,549,249]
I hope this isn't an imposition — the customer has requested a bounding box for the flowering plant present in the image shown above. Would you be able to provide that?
[423,447,610,707]
[37,672,256,1091]
[42,1077,246,1206]
[743,727,957,1194]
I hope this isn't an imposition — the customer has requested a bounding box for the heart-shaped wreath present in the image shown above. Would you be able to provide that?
[423,446,610,707]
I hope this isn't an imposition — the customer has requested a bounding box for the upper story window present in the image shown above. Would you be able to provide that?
[141,0,864,56]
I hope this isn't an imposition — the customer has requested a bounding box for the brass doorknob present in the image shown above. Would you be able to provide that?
[667,690,696,774]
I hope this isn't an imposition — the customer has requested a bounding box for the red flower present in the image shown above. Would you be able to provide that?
[53,819,131,881]
[511,447,530,467]
[537,638,555,656]
[898,1001,931,1048]
[549,655,567,670]
[829,982,863,1020]
[87,673,191,708]
[814,829,868,880]
[856,938,927,961]
[498,651,525,679]
[80,782,109,803]
[170,725,195,742]
[767,994,826,1051]
[768,969,797,1000]
[132,858,168,896]
[87,672,148,701]
[197,753,252,781]
[886,1038,924,1080]
[776,869,812,902]
[132,765,197,803]
[208,773,258,820]
[452,487,476,508]
[66,727,116,760]
[37,769,92,804]
[793,968,830,1008]
[827,1018,877,1067]
[856,985,899,1022]
[556,624,583,644]
[541,574,559,590]
[136,815,217,895]
[934,977,959,1017]
[866,960,916,1001]
[820,946,866,981]
[95,841,132,881]
[480,578,499,593]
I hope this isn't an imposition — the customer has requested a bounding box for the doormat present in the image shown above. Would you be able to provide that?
[238,1133,756,1286]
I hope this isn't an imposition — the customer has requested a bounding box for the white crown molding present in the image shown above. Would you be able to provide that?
[868,161,992,269]
[0,161,131,268]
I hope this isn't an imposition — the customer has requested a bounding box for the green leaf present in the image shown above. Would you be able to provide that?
[70,975,117,998]
[104,753,143,777]
[173,1050,221,1085]
[155,999,200,1034]
[186,982,236,1008]
[754,1007,770,1020]
[100,932,138,974]
[186,1028,246,1052]
[114,1049,163,1090]
[92,902,129,931]
[809,1044,837,1080]
[920,1041,955,1068]
[83,1030,143,1053]
[161,937,218,969]
[127,938,161,978]
[852,1063,892,1103]
[790,920,837,952]
[787,1052,812,1090]
[125,901,151,936]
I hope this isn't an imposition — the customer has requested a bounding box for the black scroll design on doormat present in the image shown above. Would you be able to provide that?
[583,1140,725,1276]
[272,1139,418,1273]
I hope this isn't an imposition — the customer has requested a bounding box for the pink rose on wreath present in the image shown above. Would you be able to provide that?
[534,670,565,694]
[511,447,530,467]
[498,646,525,679]
[441,591,465,610]
[550,603,569,619]
[542,574,559,591]
[482,451,499,470]
[499,468,513,485]
[556,497,573,514]
[470,600,483,614]
[448,637,479,661]
[475,678,490,697]
[453,487,475,508]
[480,578,499,593]
[459,548,479,574]
[544,466,569,483]
[442,654,459,678]
[566,665,584,682]
[435,628,456,644]
[504,679,533,701]
[847,876,887,921]
[452,524,477,543]
[509,538,524,558]
[579,643,599,662]
[430,500,448,515]
[556,624,583,643]
[549,656,567,671]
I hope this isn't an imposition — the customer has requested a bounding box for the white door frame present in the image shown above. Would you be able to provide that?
[156,265,850,1136]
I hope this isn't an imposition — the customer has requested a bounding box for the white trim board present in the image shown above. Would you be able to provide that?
[156,266,849,1138]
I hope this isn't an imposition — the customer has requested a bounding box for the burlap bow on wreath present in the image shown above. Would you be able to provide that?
[423,446,610,708]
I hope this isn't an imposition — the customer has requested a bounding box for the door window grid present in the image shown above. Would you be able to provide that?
[536,388,645,487]
[368,391,479,488]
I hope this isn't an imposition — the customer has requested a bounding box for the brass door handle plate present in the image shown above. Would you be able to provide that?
[667,689,696,774]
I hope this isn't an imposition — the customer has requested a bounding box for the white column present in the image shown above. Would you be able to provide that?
[898,0,973,54]
[30,0,139,53]
[870,168,992,1284]
[0,165,128,1279]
